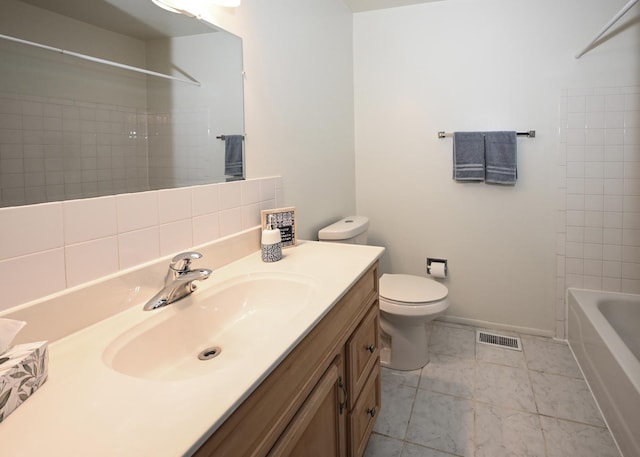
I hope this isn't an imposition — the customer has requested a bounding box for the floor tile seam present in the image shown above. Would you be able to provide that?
[473,398,541,417]
[401,383,420,442]
[523,351,543,417]
[417,386,477,403]
[536,411,553,457]
[526,366,584,380]
[402,436,466,457]
[429,348,476,360]
[474,352,526,369]
[475,357,528,371]
[369,431,403,443]
[536,411,611,429]
[414,383,474,400]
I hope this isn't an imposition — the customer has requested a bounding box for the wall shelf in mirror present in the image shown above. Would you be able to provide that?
[0,33,201,86]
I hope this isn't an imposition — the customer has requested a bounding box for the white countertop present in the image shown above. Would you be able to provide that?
[0,241,383,456]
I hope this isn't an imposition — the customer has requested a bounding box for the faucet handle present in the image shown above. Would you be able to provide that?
[169,251,203,274]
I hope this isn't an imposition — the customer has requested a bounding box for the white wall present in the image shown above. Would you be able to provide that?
[199,0,357,239]
[353,0,640,335]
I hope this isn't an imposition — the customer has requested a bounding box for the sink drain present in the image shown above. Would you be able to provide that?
[198,346,222,361]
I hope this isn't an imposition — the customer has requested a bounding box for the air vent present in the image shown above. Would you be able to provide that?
[477,330,522,351]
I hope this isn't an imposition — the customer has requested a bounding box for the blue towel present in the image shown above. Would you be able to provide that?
[224,135,244,177]
[453,132,485,181]
[485,131,517,185]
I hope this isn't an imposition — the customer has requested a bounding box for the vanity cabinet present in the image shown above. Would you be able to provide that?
[194,262,380,457]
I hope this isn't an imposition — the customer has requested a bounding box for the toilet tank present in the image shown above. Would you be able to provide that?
[318,216,369,245]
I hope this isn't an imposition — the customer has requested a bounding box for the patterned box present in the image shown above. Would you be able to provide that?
[0,341,48,422]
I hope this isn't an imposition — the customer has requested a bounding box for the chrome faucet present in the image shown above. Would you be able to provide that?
[143,251,212,311]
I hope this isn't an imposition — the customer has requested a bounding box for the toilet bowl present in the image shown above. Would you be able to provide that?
[379,274,449,370]
[317,216,450,371]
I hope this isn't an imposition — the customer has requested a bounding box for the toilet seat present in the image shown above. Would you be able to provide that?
[380,274,448,305]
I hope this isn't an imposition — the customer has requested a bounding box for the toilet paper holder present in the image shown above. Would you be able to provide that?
[426,258,448,277]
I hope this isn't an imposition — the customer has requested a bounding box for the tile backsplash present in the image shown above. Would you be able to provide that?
[556,86,640,337]
[0,176,282,312]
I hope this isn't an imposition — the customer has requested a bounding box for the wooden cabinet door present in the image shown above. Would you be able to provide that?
[268,357,347,457]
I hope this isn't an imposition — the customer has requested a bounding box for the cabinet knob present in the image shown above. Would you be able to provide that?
[366,344,376,353]
[366,407,376,417]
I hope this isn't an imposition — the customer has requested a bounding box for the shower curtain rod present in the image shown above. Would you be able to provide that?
[575,0,639,59]
[0,33,201,86]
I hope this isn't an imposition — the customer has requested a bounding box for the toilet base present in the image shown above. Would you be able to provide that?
[380,318,433,371]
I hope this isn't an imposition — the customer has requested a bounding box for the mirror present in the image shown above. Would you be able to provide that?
[0,0,245,208]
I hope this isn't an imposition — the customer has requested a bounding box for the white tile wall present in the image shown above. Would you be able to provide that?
[0,92,148,207]
[0,176,282,312]
[557,86,640,337]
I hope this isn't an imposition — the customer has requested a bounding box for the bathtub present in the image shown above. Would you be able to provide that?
[567,288,640,457]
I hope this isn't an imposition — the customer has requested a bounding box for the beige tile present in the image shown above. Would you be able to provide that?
[192,184,219,217]
[219,181,242,210]
[0,202,63,260]
[159,220,193,256]
[118,227,160,269]
[63,196,117,244]
[116,191,158,233]
[193,213,220,246]
[158,187,192,224]
[219,208,242,237]
[65,237,118,287]
[0,249,65,311]
[241,179,261,205]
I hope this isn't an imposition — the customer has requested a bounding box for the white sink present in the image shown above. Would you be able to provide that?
[102,273,317,381]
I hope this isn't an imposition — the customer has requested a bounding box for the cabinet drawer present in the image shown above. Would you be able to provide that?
[346,303,379,409]
[348,364,381,457]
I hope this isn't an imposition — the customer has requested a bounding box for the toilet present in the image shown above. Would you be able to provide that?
[318,216,450,371]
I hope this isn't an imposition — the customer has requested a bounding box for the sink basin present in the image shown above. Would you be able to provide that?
[102,273,317,381]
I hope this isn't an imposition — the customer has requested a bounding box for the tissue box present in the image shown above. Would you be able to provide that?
[0,341,48,422]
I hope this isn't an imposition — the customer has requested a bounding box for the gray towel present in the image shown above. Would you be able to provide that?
[485,131,517,185]
[224,135,244,177]
[453,132,485,181]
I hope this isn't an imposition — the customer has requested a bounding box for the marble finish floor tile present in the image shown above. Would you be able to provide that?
[475,403,546,457]
[367,322,620,457]
[374,380,417,439]
[364,433,404,457]
[418,353,475,399]
[429,324,475,359]
[530,371,605,426]
[476,340,526,368]
[540,416,621,457]
[402,442,456,457]
[521,335,582,378]
[382,366,421,389]
[476,361,537,413]
[406,390,474,456]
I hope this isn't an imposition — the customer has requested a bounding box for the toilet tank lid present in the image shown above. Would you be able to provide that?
[380,274,448,303]
[318,216,369,240]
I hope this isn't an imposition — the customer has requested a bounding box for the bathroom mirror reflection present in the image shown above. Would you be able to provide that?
[0,0,245,208]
